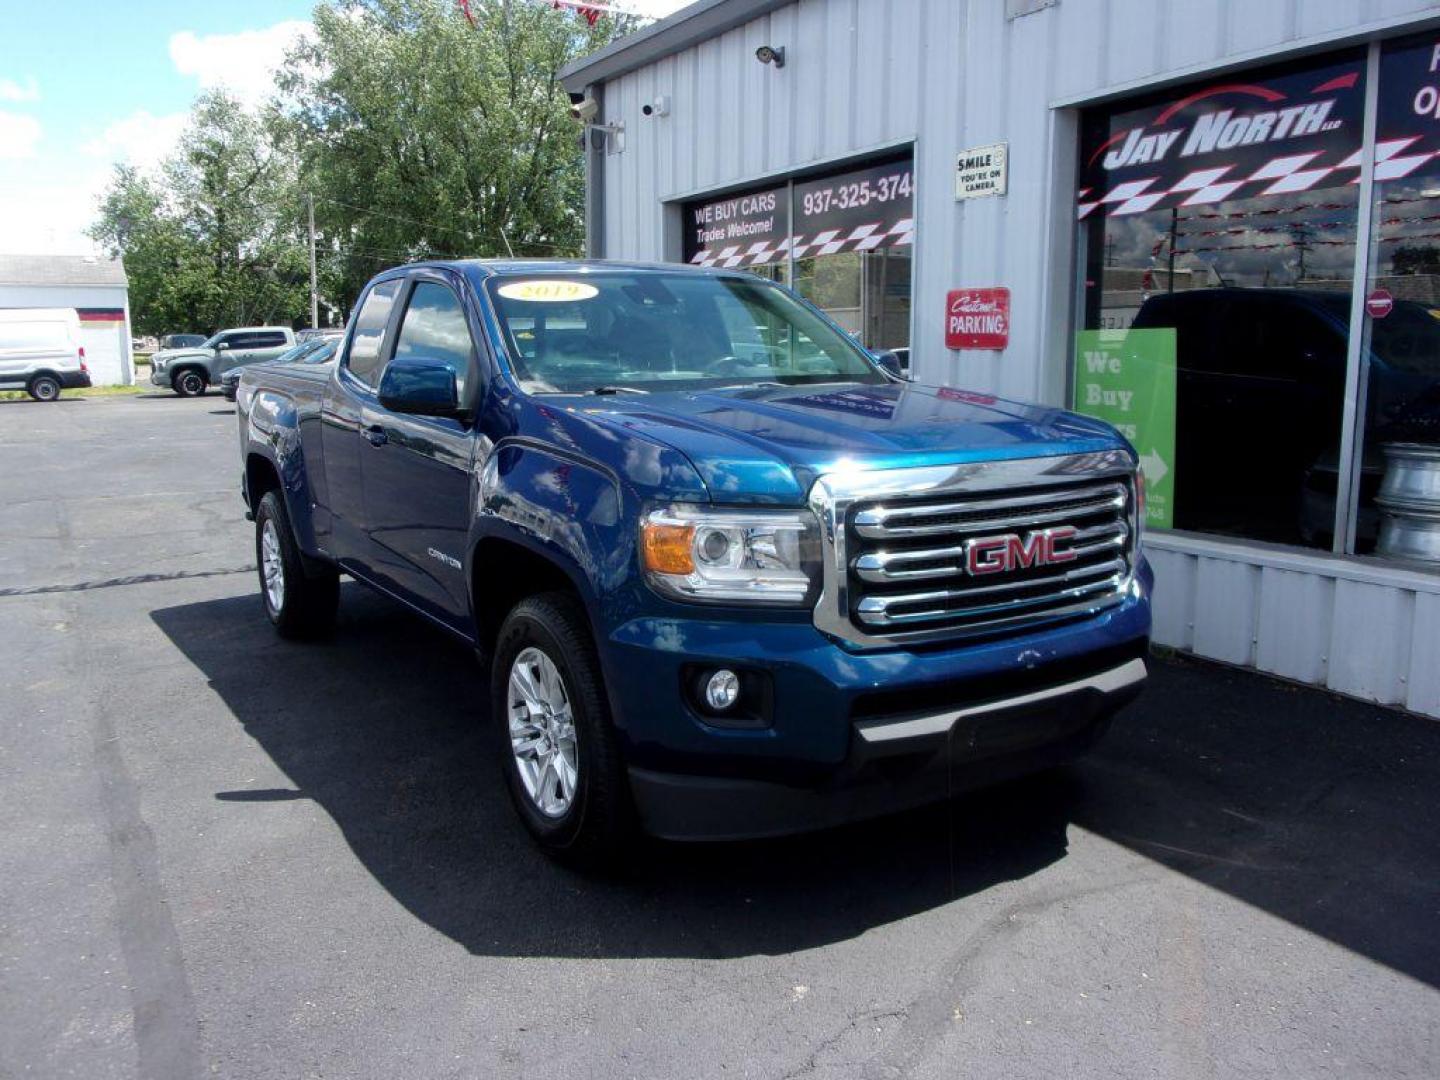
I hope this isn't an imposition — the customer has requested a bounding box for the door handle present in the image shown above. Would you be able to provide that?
[362,423,388,447]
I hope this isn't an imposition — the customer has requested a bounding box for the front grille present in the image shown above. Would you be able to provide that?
[845,476,1135,640]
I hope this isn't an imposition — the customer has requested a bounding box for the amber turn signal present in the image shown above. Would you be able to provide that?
[642,522,695,575]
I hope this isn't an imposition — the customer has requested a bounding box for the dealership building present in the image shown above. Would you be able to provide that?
[560,0,1440,717]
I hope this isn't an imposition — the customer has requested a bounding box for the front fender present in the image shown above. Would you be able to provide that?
[474,440,635,624]
[246,388,321,555]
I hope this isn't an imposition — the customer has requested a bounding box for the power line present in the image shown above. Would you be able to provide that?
[313,194,576,254]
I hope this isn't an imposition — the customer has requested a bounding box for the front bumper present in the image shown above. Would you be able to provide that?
[149,366,170,387]
[603,563,1152,840]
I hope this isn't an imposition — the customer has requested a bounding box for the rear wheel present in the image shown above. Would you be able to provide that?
[254,490,339,639]
[173,368,207,397]
[27,374,61,402]
[492,592,631,868]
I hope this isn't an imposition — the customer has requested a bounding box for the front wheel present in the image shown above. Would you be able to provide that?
[492,593,631,868]
[173,369,207,397]
[254,490,339,639]
[28,374,61,401]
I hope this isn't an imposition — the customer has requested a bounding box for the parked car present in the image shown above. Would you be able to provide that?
[158,333,206,351]
[1131,287,1440,547]
[238,260,1150,865]
[222,337,336,401]
[150,326,296,397]
[296,327,344,344]
[0,307,91,401]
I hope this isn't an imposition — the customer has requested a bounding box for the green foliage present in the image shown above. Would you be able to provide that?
[93,0,628,332]
[91,92,310,334]
[276,0,613,312]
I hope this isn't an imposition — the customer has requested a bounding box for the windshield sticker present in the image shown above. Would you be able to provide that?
[497,280,599,303]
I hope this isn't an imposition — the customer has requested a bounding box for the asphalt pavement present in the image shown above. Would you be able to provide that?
[2,391,1438,1079]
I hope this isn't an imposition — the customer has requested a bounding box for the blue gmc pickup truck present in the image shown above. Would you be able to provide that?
[236,260,1151,865]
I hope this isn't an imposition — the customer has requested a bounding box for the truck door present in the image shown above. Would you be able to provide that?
[319,278,402,563]
[359,274,480,629]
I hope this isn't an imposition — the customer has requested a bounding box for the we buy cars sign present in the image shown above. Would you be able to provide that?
[946,288,1009,350]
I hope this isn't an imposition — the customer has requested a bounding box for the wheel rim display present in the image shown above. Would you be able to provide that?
[507,646,578,817]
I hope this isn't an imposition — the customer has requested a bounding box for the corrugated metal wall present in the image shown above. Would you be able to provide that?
[586,0,1440,716]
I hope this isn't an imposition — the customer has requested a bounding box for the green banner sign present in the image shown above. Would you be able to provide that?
[1073,328,1176,529]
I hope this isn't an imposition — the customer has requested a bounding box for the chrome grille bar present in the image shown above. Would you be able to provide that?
[854,482,1127,538]
[853,559,1128,626]
[854,521,1128,583]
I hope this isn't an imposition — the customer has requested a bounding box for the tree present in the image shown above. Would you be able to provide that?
[275,0,617,309]
[91,91,311,334]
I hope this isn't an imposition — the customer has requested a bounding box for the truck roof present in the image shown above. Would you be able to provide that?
[399,258,726,279]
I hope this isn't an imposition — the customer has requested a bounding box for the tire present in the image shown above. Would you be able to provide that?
[28,374,61,402]
[173,368,207,397]
[492,592,631,868]
[254,490,339,639]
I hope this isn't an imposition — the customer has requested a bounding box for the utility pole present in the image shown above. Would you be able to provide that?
[306,193,319,329]
[1167,206,1178,293]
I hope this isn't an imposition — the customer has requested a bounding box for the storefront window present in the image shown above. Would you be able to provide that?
[681,156,913,356]
[1349,34,1440,561]
[1074,52,1368,548]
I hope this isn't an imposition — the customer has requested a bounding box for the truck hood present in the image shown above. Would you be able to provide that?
[569,381,1130,504]
[152,347,213,365]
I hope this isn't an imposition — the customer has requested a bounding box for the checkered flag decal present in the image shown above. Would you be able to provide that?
[1078,137,1440,219]
[689,218,914,269]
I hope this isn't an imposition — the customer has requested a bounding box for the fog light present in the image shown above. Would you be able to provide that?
[704,669,740,711]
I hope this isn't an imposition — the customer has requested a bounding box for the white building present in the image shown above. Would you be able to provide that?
[0,255,134,386]
[561,0,1440,717]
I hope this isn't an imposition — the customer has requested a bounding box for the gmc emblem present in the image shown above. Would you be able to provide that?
[965,526,1078,576]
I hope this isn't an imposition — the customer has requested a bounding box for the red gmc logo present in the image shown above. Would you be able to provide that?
[965,526,1078,576]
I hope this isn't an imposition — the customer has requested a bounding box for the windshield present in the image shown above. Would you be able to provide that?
[485,272,884,394]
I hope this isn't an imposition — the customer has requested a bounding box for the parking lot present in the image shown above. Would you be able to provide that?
[1,392,1437,1079]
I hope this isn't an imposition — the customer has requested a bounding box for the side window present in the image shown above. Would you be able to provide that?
[221,332,253,350]
[391,281,476,397]
[254,332,288,349]
[345,280,400,387]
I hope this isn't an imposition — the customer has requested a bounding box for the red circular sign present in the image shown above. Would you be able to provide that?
[1366,289,1394,319]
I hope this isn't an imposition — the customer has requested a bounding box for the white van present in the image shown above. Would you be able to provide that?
[0,308,91,401]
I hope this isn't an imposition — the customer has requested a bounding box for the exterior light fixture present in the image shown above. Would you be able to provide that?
[755,44,785,68]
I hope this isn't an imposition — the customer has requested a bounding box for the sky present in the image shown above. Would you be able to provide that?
[0,0,687,256]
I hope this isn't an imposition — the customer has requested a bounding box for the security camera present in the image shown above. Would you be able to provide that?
[570,97,599,123]
[755,44,785,68]
[641,95,670,118]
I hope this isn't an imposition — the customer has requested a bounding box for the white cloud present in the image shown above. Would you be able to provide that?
[0,166,110,255]
[80,110,188,169]
[0,76,40,103]
[169,19,311,108]
[0,111,41,159]
[627,0,690,16]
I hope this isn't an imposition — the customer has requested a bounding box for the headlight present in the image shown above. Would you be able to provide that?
[641,506,818,605]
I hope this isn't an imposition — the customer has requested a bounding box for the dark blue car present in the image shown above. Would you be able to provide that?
[237,260,1150,865]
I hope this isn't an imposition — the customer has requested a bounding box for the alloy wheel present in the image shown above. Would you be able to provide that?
[507,646,579,817]
[260,517,285,614]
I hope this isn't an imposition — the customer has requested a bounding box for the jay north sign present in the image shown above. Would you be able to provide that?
[1079,53,1365,218]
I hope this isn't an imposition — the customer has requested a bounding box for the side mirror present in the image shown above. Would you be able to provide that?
[378,355,463,418]
[216,341,230,350]
[873,350,907,380]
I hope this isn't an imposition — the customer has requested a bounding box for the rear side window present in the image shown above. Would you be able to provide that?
[219,332,251,349]
[345,280,401,387]
[252,332,289,348]
[391,282,475,397]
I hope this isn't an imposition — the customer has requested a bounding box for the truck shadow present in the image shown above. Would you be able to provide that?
[151,588,1440,980]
